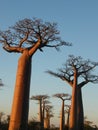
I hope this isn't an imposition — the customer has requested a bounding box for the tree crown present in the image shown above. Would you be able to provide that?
[46,55,98,87]
[0,18,71,53]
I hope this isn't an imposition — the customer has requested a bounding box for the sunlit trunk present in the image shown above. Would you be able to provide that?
[66,108,70,130]
[60,100,65,130]
[42,102,45,129]
[69,69,78,130]
[39,100,44,130]
[77,88,84,130]
[9,50,31,130]
[44,111,49,129]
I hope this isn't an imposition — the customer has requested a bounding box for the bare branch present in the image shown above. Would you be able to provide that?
[0,18,72,53]
[53,93,71,101]
[18,32,29,47]
[46,70,73,87]
[30,94,49,101]
[46,55,98,89]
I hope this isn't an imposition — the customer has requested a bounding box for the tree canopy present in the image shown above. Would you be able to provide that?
[0,18,71,53]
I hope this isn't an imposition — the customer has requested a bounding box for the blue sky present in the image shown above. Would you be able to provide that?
[0,0,98,127]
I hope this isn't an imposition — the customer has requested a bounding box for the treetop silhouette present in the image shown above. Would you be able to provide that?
[0,18,71,54]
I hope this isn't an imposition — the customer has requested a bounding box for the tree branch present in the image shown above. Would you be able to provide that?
[19,32,29,47]
[3,45,25,53]
[46,70,73,87]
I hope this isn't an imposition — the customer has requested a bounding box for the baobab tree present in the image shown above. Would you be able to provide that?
[0,18,71,130]
[42,99,51,126]
[44,105,53,129]
[53,93,71,130]
[30,94,49,130]
[65,104,71,130]
[47,55,98,130]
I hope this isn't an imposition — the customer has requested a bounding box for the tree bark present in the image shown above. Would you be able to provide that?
[44,111,49,129]
[66,108,70,130]
[69,70,77,130]
[39,100,44,130]
[9,50,31,130]
[77,88,84,130]
[60,100,65,130]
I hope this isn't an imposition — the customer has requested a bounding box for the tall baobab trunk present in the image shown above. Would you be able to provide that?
[9,50,32,130]
[60,100,65,130]
[77,88,84,130]
[42,101,45,129]
[66,107,70,130]
[44,110,50,129]
[69,69,77,130]
[8,40,40,130]
[39,100,44,130]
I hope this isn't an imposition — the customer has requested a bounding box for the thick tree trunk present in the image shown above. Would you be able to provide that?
[77,88,84,130]
[69,70,77,130]
[9,50,31,130]
[44,111,49,129]
[60,100,64,130]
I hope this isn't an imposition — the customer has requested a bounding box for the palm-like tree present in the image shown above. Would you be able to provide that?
[47,55,98,130]
[0,18,71,130]
[53,93,71,130]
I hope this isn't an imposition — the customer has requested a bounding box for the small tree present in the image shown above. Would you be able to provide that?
[30,94,49,130]
[65,105,71,130]
[0,18,71,130]
[53,93,71,130]
[47,55,98,130]
[44,105,53,129]
[42,99,51,127]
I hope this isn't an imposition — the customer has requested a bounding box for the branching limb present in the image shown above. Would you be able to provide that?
[18,32,29,47]
[46,70,73,87]
[45,41,72,51]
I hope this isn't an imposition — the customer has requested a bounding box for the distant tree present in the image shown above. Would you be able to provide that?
[0,112,4,125]
[47,55,98,130]
[42,99,51,127]
[0,79,4,87]
[30,94,49,130]
[0,18,71,130]
[6,115,10,124]
[53,93,71,130]
[84,116,98,130]
[65,105,71,130]
[44,105,53,129]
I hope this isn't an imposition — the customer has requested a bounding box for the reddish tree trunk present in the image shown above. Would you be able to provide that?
[69,70,78,130]
[9,50,31,130]
[66,108,70,130]
[77,88,84,130]
[39,100,44,130]
[60,100,65,130]
[44,110,50,129]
